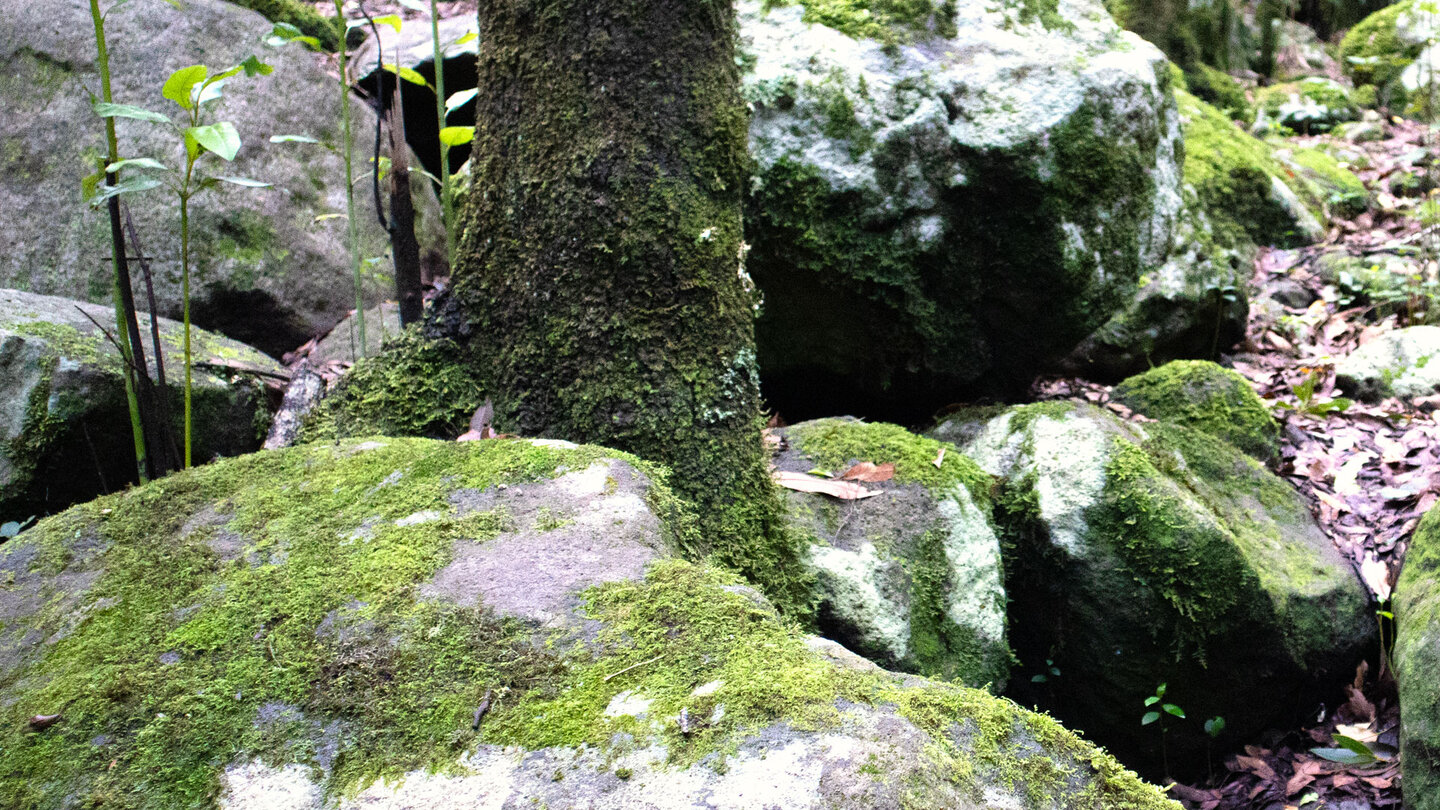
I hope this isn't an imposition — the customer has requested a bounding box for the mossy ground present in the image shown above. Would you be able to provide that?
[0,439,1176,809]
[1112,359,1280,460]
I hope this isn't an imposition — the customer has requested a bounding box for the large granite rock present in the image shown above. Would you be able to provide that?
[935,402,1374,776]
[738,0,1246,414]
[773,418,1009,690]
[0,436,1180,809]
[0,0,440,358]
[0,288,278,523]
[1395,504,1440,807]
[1336,326,1440,402]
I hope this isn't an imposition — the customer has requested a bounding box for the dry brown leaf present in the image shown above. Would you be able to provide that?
[1236,754,1277,780]
[1359,553,1393,602]
[774,471,881,500]
[840,462,896,483]
[932,447,945,468]
[1315,489,1351,514]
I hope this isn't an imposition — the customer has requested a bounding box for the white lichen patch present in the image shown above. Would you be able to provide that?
[937,486,1006,644]
[807,542,911,662]
[218,761,322,810]
[604,690,653,718]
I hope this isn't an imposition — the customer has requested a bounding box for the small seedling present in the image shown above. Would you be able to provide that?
[1204,715,1225,782]
[1142,682,1185,779]
[1030,659,1060,684]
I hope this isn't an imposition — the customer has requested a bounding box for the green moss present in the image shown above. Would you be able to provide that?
[1176,87,1317,247]
[1340,0,1420,96]
[7,321,106,366]
[0,437,656,807]
[227,0,342,51]
[1185,64,1250,120]
[1253,78,1359,134]
[762,0,958,42]
[1112,360,1279,460]
[302,330,483,442]
[1281,145,1371,220]
[1396,506,1440,801]
[788,418,993,495]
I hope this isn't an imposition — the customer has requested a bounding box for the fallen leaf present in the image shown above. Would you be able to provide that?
[28,714,61,731]
[1359,554,1393,602]
[840,462,895,482]
[1236,754,1277,780]
[932,447,945,468]
[773,471,881,500]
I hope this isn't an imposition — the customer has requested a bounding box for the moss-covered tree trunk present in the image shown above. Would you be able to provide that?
[432,0,811,612]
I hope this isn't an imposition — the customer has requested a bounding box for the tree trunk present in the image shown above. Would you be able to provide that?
[433,0,811,613]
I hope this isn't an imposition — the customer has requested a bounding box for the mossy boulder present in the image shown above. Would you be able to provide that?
[1176,87,1327,248]
[0,0,441,358]
[1105,0,1253,72]
[1395,504,1440,806]
[1335,325,1440,401]
[934,402,1374,777]
[1339,0,1432,108]
[0,289,276,524]
[738,0,1235,414]
[773,418,1010,690]
[1274,144,1371,221]
[0,436,1181,809]
[1112,360,1279,460]
[225,0,342,50]
[1253,78,1359,134]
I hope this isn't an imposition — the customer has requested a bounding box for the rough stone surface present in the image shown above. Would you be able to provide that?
[1335,326,1440,402]
[738,0,1236,414]
[772,418,1009,690]
[0,288,277,523]
[1111,359,1280,460]
[0,436,1179,810]
[935,402,1374,777]
[1395,504,1440,806]
[309,302,404,366]
[0,0,441,358]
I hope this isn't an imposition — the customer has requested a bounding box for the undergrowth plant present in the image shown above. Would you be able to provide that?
[1141,682,1185,780]
[91,59,275,468]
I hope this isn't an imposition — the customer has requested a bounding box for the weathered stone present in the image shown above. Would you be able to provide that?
[935,402,1374,776]
[0,0,441,358]
[0,288,277,523]
[0,436,1179,809]
[1112,359,1280,460]
[739,0,1212,412]
[1395,504,1440,806]
[773,418,1009,690]
[1336,326,1440,402]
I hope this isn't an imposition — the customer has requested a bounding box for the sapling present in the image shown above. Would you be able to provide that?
[93,58,275,468]
[1141,682,1185,780]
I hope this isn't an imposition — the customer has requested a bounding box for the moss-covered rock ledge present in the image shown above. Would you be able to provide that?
[0,436,1178,809]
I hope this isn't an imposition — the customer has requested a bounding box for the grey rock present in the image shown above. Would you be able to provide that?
[1336,325,1440,401]
[0,0,441,358]
[0,288,278,522]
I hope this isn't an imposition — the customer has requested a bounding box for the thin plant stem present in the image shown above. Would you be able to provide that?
[181,189,192,467]
[88,0,148,483]
[333,0,367,357]
[431,0,454,261]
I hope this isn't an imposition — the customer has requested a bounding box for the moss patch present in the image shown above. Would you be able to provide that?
[1112,359,1279,460]
[762,0,959,42]
[227,0,342,51]
[788,418,993,494]
[0,438,678,807]
[1396,505,1440,802]
[1340,0,1421,100]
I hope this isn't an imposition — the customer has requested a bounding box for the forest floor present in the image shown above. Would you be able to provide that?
[306,3,1433,803]
[1036,117,1440,809]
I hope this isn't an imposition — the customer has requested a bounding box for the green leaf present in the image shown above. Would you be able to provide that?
[81,170,102,202]
[1310,747,1372,765]
[214,176,271,188]
[453,30,477,46]
[195,80,225,106]
[239,55,273,77]
[266,22,322,49]
[1333,734,1381,759]
[438,125,474,146]
[384,63,431,88]
[373,13,403,32]
[92,101,169,124]
[162,65,209,110]
[1031,674,1048,683]
[187,122,242,161]
[445,88,478,115]
[1155,683,1166,697]
[1144,696,1159,706]
[1141,711,1160,726]
[1163,704,1185,718]
[89,176,162,207]
[1205,717,1226,737]
[105,158,169,173]
[270,134,320,144]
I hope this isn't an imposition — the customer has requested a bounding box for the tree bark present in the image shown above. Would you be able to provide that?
[432,0,810,612]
